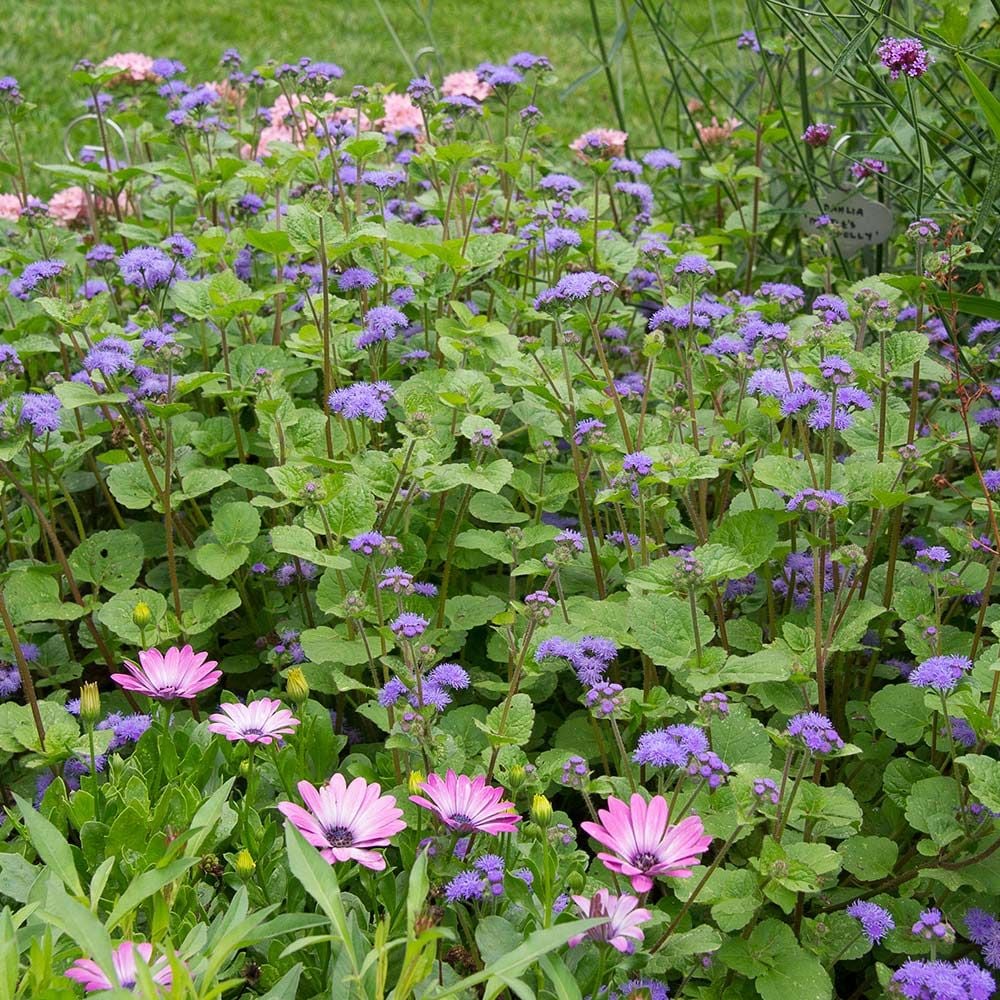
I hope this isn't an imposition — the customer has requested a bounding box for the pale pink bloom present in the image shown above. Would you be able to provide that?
[686,98,705,113]
[48,186,91,227]
[570,128,628,159]
[208,698,299,744]
[212,79,244,109]
[442,70,492,102]
[580,793,712,893]
[379,93,424,136]
[112,644,221,701]
[567,889,651,953]
[279,775,406,870]
[410,770,520,835]
[0,194,22,221]
[66,941,172,993]
[99,52,158,85]
[696,116,741,147]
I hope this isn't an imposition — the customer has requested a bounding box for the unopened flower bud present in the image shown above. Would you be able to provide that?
[132,601,152,628]
[234,848,256,880]
[79,682,101,726]
[566,871,586,893]
[286,667,309,706]
[408,770,425,796]
[531,794,553,828]
[508,764,526,789]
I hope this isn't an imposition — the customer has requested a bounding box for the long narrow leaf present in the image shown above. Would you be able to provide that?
[13,793,82,897]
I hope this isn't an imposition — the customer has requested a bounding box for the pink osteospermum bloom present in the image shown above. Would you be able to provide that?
[580,793,712,893]
[278,775,406,870]
[0,194,23,221]
[410,770,520,835]
[442,70,493,102]
[98,52,158,84]
[379,93,424,136]
[208,698,300,745]
[111,644,221,701]
[567,889,651,954]
[66,941,173,993]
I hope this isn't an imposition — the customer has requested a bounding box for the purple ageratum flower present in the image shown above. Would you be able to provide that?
[426,662,469,690]
[362,170,406,191]
[622,452,653,476]
[983,470,1000,493]
[162,234,196,259]
[378,566,414,594]
[534,271,617,309]
[787,712,844,754]
[701,691,730,715]
[328,381,394,422]
[357,306,408,349]
[909,654,973,692]
[966,909,999,948]
[338,267,377,292]
[912,908,953,941]
[609,979,669,1000]
[118,247,183,290]
[786,488,847,514]
[349,531,384,556]
[444,869,485,902]
[0,665,21,697]
[737,29,760,51]
[554,529,584,552]
[9,259,67,299]
[0,344,21,374]
[79,278,110,299]
[585,680,624,718]
[847,900,896,943]
[813,294,850,324]
[753,777,780,805]
[538,173,583,199]
[540,227,583,253]
[18,393,62,436]
[819,355,854,383]
[390,612,428,640]
[891,960,995,1000]
[633,725,709,768]
[573,417,606,445]
[877,37,931,79]
[535,637,576,664]
[687,750,731,790]
[802,122,834,147]
[606,530,640,548]
[378,677,408,707]
[916,545,950,565]
[673,254,715,279]
[508,51,551,71]
[568,635,618,686]
[759,282,805,308]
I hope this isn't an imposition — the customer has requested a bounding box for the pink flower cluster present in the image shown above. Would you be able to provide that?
[99,52,158,85]
[442,70,493,102]
[570,128,628,159]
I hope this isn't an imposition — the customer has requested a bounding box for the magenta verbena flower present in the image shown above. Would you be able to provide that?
[208,698,299,744]
[877,37,931,79]
[112,644,221,701]
[410,770,520,835]
[580,792,712,893]
[847,900,895,943]
[567,889,651,953]
[278,774,406,869]
[802,122,834,147]
[66,941,173,993]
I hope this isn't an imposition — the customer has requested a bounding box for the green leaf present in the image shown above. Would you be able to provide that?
[905,776,965,848]
[299,627,373,667]
[107,462,162,510]
[629,594,712,667]
[870,683,928,744]
[839,836,899,881]
[468,492,529,524]
[97,589,170,644]
[957,754,1000,812]
[106,858,200,930]
[270,524,350,569]
[711,509,779,570]
[445,595,506,630]
[696,543,753,583]
[959,57,1000,143]
[14,792,82,895]
[213,501,261,545]
[189,541,249,580]
[3,568,87,623]
[476,693,535,748]
[69,530,144,593]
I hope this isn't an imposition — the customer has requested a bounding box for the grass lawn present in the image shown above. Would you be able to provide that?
[0,0,741,174]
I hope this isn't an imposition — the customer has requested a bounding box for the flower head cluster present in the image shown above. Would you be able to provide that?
[787,712,844,754]
[534,271,617,309]
[909,654,973,692]
[890,959,994,1000]
[328,381,395,422]
[847,900,896,943]
[877,37,932,79]
[633,725,709,768]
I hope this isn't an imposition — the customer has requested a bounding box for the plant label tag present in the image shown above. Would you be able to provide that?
[802,191,894,254]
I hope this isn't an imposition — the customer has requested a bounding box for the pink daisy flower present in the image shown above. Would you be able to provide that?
[0,194,23,221]
[208,698,299,745]
[410,770,520,835]
[567,889,651,953]
[278,775,406,870]
[111,644,221,701]
[66,941,172,993]
[580,793,712,893]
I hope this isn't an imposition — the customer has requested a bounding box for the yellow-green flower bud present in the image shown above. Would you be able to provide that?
[79,682,101,726]
[408,770,425,796]
[285,667,310,706]
[531,793,553,828]
[132,601,152,629]
[508,764,526,789]
[234,849,256,880]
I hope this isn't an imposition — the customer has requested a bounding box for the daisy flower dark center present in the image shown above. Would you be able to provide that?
[631,850,658,871]
[324,825,355,848]
[449,813,474,828]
